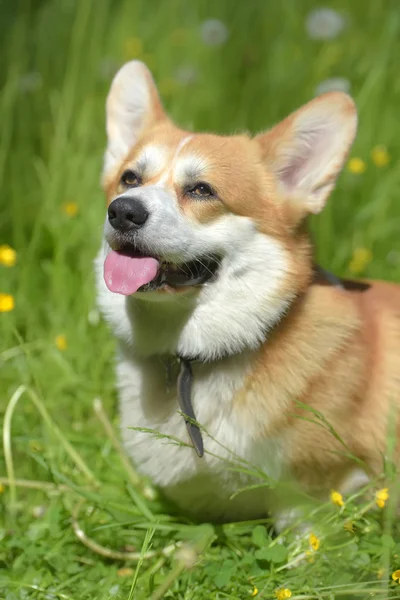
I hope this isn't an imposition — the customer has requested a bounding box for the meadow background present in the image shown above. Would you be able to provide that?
[1,0,400,598]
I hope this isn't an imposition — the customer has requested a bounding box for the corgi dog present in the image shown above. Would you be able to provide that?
[95,61,400,525]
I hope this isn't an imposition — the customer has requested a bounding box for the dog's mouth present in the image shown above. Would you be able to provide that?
[103,246,220,296]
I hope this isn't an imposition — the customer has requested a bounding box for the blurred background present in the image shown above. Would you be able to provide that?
[2,0,400,348]
[1,1,400,598]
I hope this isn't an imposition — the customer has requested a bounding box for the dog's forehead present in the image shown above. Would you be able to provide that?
[135,135,196,181]
[135,130,258,183]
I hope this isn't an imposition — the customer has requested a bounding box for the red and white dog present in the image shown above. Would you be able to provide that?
[96,61,400,525]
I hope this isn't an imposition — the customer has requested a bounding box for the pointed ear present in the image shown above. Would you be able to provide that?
[104,61,166,176]
[255,92,357,214]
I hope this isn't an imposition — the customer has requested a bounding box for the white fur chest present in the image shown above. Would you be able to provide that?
[95,252,285,520]
[116,347,284,521]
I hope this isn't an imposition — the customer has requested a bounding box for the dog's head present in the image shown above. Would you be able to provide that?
[97,61,357,360]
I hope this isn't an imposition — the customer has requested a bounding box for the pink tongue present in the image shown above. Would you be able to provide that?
[104,251,160,295]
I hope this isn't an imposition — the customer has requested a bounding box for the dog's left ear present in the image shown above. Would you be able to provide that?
[104,61,167,176]
[255,92,357,214]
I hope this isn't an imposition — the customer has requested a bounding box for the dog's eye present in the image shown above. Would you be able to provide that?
[187,182,214,198]
[121,170,141,187]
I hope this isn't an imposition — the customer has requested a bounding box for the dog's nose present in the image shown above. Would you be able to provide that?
[108,196,149,231]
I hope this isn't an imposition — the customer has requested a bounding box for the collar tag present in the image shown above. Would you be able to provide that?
[176,357,204,458]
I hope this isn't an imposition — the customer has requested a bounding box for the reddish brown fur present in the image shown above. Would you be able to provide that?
[235,280,400,493]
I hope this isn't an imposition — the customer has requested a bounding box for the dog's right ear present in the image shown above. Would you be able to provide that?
[104,61,166,176]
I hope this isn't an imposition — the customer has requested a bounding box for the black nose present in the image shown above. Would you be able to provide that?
[108,196,149,231]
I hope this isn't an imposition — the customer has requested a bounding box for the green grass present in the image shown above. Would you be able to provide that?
[1,0,400,598]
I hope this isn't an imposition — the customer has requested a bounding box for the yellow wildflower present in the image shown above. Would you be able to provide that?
[251,587,258,597]
[62,202,79,217]
[0,483,4,493]
[117,567,134,577]
[371,145,390,168]
[0,245,17,267]
[375,487,389,509]
[392,569,400,583]
[123,37,143,59]
[55,334,67,351]
[0,293,14,312]
[309,533,320,551]
[348,247,372,275]
[170,28,188,45]
[275,589,292,600]
[347,157,366,174]
[330,490,344,507]
[377,568,384,579]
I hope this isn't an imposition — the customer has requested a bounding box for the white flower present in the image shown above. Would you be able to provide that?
[175,65,199,85]
[176,543,198,568]
[32,505,46,518]
[19,72,42,92]
[109,585,120,596]
[315,77,351,96]
[306,8,346,40]
[200,19,229,46]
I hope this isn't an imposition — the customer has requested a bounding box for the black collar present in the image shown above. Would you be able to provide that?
[174,264,343,458]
